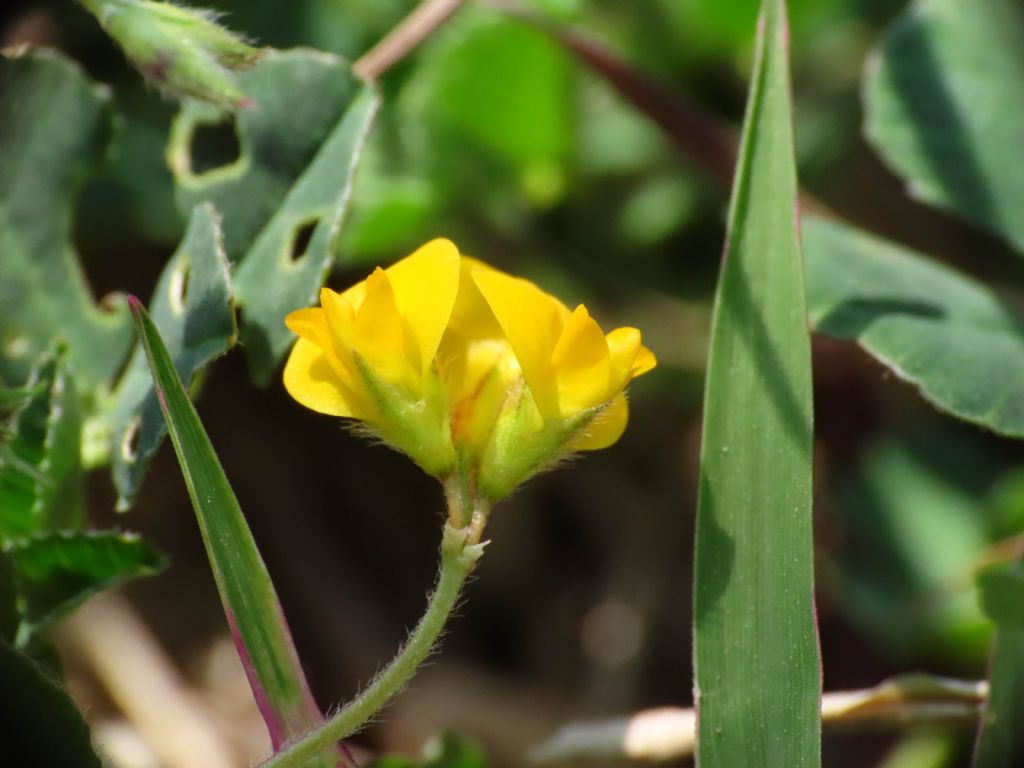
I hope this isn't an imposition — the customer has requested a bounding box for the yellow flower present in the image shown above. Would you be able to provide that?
[471,266,656,446]
[465,264,655,498]
[283,239,460,476]
[282,239,656,499]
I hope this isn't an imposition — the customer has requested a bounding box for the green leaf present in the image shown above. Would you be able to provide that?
[410,10,572,169]
[864,0,1024,253]
[0,355,83,539]
[168,49,379,383]
[7,531,164,645]
[102,203,235,509]
[974,629,1024,767]
[978,564,1024,630]
[367,732,488,768]
[0,636,101,768]
[0,48,132,390]
[127,300,339,762]
[418,732,488,768]
[0,381,40,413]
[834,435,992,660]
[804,216,1024,439]
[692,2,819,766]
[0,549,16,643]
[973,475,1024,765]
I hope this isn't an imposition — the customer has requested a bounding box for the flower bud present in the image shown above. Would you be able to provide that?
[82,0,260,109]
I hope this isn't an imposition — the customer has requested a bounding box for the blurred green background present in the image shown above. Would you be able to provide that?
[4,0,1022,765]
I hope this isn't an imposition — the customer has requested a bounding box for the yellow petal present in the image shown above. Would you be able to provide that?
[283,338,367,418]
[354,268,414,387]
[605,326,641,387]
[472,266,564,418]
[286,300,362,392]
[445,257,505,343]
[551,305,612,415]
[385,238,461,375]
[320,289,358,356]
[449,340,513,449]
[631,344,657,377]
[570,392,629,451]
[285,307,329,345]
[438,258,514,414]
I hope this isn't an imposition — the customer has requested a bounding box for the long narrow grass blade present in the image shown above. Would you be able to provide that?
[127,298,342,764]
[974,555,1024,766]
[692,1,821,765]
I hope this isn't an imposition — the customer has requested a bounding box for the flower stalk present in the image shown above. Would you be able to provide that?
[269,239,653,764]
[257,516,487,768]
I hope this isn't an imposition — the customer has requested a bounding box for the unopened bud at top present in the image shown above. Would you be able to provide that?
[81,0,260,110]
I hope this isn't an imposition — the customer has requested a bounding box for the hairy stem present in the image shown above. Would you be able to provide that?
[257,522,485,768]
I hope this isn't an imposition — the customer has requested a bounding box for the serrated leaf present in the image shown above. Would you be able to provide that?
[127,300,340,763]
[692,2,820,766]
[0,355,83,539]
[864,0,1024,253]
[8,531,164,645]
[0,48,132,390]
[102,203,235,510]
[0,636,101,768]
[168,49,379,383]
[804,216,1024,438]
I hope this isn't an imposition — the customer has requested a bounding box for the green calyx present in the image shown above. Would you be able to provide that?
[82,0,260,109]
[355,357,457,480]
[476,382,599,502]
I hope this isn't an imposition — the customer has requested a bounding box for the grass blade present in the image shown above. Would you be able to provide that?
[692,1,820,765]
[127,298,342,764]
[974,554,1024,766]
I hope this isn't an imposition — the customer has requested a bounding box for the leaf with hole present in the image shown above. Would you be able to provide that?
[168,49,379,383]
[7,531,164,646]
[0,48,132,391]
[0,355,83,539]
[692,1,820,765]
[101,203,235,510]
[804,216,1024,438]
[864,0,1024,253]
[0,636,101,768]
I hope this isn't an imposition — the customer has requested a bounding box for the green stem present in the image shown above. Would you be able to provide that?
[258,522,485,768]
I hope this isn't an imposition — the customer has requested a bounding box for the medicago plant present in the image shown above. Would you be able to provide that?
[3,0,1024,766]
